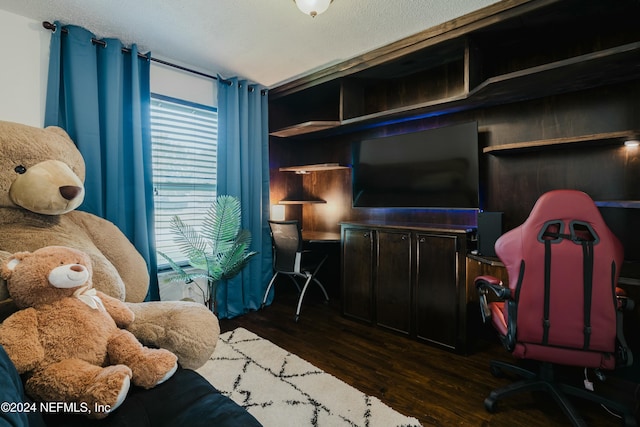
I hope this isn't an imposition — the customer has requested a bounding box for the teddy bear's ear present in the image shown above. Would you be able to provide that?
[1,252,30,280]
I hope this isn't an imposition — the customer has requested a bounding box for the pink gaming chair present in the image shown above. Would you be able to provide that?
[475,190,636,426]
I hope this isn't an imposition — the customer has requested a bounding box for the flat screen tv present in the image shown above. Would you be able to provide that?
[352,122,479,209]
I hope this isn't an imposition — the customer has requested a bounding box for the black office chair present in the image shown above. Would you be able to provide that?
[261,220,329,321]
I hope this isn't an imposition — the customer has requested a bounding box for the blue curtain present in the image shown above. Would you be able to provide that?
[216,77,273,318]
[44,23,159,301]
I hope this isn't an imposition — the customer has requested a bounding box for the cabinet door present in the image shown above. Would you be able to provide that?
[342,227,374,323]
[375,230,412,334]
[415,233,459,349]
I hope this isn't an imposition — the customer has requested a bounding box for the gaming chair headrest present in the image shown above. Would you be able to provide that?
[494,189,624,285]
[525,190,606,229]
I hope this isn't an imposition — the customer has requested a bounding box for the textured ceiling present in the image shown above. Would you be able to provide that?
[0,0,501,88]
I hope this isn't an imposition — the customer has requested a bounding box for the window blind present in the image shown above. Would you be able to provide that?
[150,94,218,267]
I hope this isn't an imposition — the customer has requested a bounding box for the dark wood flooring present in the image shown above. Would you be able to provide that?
[218,288,639,426]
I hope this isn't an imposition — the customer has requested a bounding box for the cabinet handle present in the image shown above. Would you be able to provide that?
[402,235,407,240]
[419,237,425,243]
[363,232,369,238]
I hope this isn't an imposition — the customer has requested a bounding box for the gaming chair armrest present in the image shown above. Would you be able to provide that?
[614,287,635,367]
[475,275,511,323]
[616,287,635,311]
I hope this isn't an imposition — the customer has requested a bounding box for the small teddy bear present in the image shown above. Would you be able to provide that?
[0,246,178,419]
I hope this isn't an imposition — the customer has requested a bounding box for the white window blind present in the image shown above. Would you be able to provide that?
[150,94,218,268]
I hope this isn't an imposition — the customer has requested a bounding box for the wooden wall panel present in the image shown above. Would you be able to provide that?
[481,81,640,230]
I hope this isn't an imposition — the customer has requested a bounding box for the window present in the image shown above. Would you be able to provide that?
[150,94,218,267]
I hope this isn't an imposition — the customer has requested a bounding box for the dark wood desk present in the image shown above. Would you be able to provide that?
[302,230,341,243]
[299,230,341,298]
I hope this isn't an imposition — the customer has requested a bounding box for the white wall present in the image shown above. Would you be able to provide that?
[0,10,50,126]
[151,61,217,107]
[0,9,216,128]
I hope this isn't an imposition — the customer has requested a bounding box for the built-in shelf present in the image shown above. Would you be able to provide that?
[483,130,639,154]
[619,276,640,287]
[278,199,326,205]
[340,94,468,127]
[595,200,640,209]
[279,163,349,173]
[277,164,347,204]
[270,121,341,137]
[470,41,640,106]
[269,36,640,139]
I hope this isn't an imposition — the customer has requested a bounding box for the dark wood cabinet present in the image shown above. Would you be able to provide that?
[341,227,374,323]
[415,233,460,349]
[341,223,473,352]
[375,229,412,335]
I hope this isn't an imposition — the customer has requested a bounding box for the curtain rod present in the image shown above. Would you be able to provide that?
[42,21,227,84]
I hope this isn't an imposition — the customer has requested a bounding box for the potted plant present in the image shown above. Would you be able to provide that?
[158,195,257,313]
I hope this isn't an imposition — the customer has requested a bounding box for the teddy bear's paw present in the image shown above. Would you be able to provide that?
[130,348,178,389]
[92,374,130,419]
[157,361,178,385]
[84,365,132,419]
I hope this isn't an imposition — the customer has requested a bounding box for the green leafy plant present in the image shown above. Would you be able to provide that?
[158,195,257,312]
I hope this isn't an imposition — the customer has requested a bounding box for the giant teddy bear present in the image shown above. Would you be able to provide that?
[0,246,179,419]
[0,120,219,369]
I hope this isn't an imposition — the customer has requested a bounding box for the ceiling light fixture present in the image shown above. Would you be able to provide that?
[294,0,333,18]
[624,139,639,147]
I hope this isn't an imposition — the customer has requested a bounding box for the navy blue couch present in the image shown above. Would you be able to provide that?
[0,344,261,427]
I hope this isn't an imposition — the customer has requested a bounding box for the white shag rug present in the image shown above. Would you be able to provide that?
[197,327,422,427]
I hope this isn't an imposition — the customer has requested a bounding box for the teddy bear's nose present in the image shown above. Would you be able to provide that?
[59,185,82,201]
[70,265,84,272]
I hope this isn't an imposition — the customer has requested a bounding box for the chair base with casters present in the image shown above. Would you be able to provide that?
[484,359,638,427]
[478,276,638,427]
[261,261,330,322]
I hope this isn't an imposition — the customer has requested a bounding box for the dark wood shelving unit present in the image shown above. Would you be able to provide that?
[267,0,640,364]
[483,130,640,154]
[268,80,341,137]
[469,41,640,105]
[268,4,640,138]
[275,163,349,204]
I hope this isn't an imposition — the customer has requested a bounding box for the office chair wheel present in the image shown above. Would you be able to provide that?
[294,315,300,323]
[489,364,504,378]
[260,303,265,310]
[484,396,498,413]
